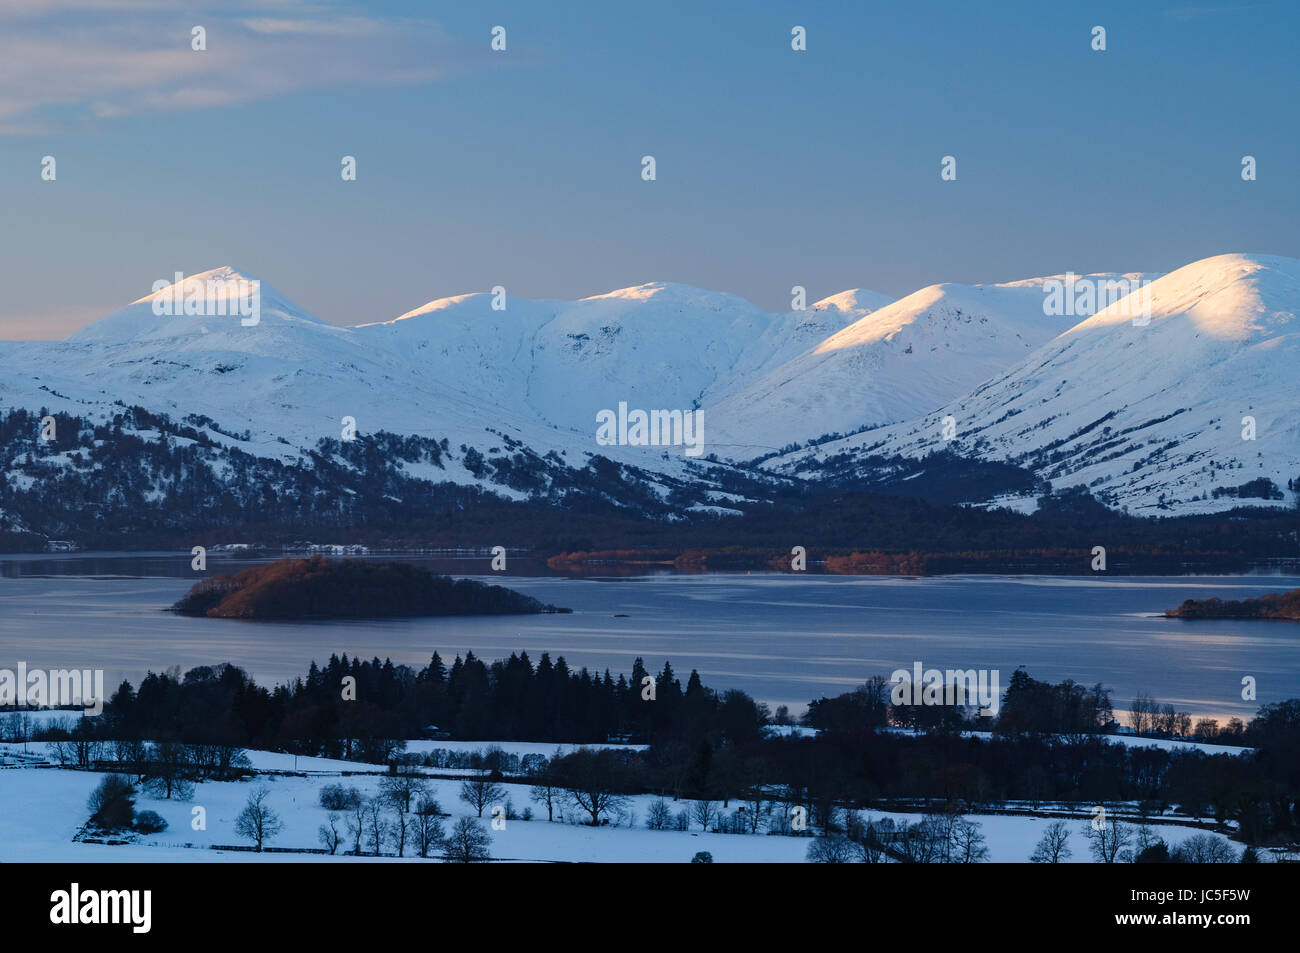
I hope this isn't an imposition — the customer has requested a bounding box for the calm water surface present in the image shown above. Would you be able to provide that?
[1,553,1297,719]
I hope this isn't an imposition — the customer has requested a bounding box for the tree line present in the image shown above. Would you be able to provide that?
[4,405,1300,573]
[10,654,1298,850]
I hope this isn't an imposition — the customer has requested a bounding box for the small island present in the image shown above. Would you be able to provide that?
[172,556,569,620]
[1165,587,1300,621]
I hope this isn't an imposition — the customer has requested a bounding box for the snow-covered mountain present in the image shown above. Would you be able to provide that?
[0,270,892,521]
[704,276,1149,454]
[2,254,1296,526]
[767,254,1300,515]
[354,281,890,435]
[8,269,549,494]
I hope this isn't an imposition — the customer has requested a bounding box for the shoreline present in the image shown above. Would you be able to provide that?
[4,548,1300,580]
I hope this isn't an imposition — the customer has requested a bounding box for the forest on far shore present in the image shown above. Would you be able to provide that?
[3,405,1300,576]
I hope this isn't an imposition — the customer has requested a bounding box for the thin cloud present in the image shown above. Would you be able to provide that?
[241,16,388,37]
[0,1,335,18]
[0,7,461,134]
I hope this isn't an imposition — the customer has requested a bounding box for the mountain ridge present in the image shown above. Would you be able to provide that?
[766,253,1300,515]
[2,253,1296,521]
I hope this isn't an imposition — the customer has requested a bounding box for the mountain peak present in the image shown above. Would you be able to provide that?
[811,289,894,314]
[127,265,261,305]
[777,251,1300,515]
[580,281,763,313]
[70,268,328,344]
[1064,252,1300,339]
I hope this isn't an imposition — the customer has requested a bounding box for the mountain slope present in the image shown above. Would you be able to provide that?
[3,256,1296,529]
[706,275,1150,454]
[768,254,1300,514]
[5,268,547,488]
[355,281,892,435]
[0,271,890,522]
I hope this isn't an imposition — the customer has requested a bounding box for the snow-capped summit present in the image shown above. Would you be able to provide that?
[769,253,1300,514]
[705,275,1118,453]
[811,288,896,314]
[70,267,333,345]
[355,281,894,435]
[0,272,896,504]
[579,280,756,309]
[3,254,1294,517]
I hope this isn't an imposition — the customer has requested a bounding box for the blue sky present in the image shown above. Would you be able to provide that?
[1,0,1296,338]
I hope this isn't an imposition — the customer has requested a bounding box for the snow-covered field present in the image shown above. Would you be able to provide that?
[12,714,1242,757]
[881,726,1250,757]
[0,740,1246,864]
[240,741,647,775]
[1099,733,1248,757]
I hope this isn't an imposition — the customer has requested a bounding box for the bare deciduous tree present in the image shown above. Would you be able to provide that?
[1174,833,1236,863]
[807,836,857,863]
[1129,693,1156,735]
[60,722,103,768]
[645,798,672,831]
[691,799,717,832]
[1083,815,1132,863]
[742,787,766,834]
[318,812,342,854]
[557,749,629,827]
[234,787,283,852]
[925,811,961,863]
[460,775,506,819]
[857,818,893,863]
[143,741,194,800]
[896,817,943,863]
[442,816,491,863]
[529,757,562,822]
[390,804,408,857]
[380,773,427,813]
[1029,821,1072,863]
[113,738,148,776]
[413,798,445,858]
[345,797,367,855]
[952,817,989,863]
[365,798,387,856]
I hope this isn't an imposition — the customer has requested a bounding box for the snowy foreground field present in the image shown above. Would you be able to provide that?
[0,739,1245,864]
